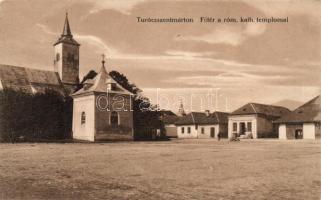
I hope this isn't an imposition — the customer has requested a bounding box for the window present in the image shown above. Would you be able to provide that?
[233,123,237,132]
[187,127,191,134]
[181,127,184,134]
[247,122,252,132]
[201,127,205,134]
[107,83,117,91]
[110,111,119,126]
[81,112,86,125]
[56,53,60,61]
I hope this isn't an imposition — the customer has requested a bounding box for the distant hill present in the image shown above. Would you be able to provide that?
[273,99,303,111]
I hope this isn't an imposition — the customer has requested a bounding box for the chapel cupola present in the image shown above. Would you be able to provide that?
[54,13,80,86]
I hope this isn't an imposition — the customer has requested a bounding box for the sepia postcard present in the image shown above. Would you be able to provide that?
[0,0,320,199]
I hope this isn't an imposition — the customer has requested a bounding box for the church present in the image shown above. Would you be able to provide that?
[0,14,134,141]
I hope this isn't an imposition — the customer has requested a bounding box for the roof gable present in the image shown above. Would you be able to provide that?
[72,66,132,96]
[231,103,290,117]
[275,95,321,123]
[162,115,179,124]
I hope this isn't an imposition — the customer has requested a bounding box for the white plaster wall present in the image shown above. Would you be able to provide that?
[228,115,257,138]
[165,124,177,137]
[54,43,63,78]
[177,125,198,138]
[278,124,287,139]
[303,123,315,139]
[72,95,95,141]
[198,125,219,138]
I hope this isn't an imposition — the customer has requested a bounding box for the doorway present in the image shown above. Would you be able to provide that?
[240,123,246,135]
[210,127,215,138]
[295,129,303,139]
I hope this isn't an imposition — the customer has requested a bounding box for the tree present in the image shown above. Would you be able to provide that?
[75,70,98,91]
[0,88,73,142]
[109,70,164,140]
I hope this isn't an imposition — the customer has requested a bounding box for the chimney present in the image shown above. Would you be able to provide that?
[205,110,210,116]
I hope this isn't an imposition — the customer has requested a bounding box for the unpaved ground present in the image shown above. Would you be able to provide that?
[0,139,320,200]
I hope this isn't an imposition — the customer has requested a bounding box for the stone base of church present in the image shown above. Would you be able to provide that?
[94,132,133,141]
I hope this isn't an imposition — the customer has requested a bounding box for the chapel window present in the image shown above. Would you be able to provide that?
[81,112,86,125]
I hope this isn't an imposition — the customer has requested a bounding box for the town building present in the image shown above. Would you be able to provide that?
[71,59,133,141]
[228,103,290,139]
[160,111,179,138]
[275,95,321,140]
[175,111,229,139]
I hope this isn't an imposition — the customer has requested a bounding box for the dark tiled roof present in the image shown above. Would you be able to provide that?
[162,115,180,124]
[275,95,321,123]
[231,103,290,118]
[175,111,229,125]
[53,13,80,46]
[72,66,131,96]
[159,110,177,116]
[0,64,66,95]
[54,37,80,46]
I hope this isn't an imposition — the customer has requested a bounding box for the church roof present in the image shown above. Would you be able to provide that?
[62,13,72,36]
[275,95,321,123]
[72,65,132,97]
[54,13,80,46]
[231,103,290,118]
[0,64,66,95]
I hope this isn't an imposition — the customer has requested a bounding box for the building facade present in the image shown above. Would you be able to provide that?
[160,111,179,138]
[71,61,134,142]
[228,103,290,139]
[275,95,321,140]
[175,111,229,139]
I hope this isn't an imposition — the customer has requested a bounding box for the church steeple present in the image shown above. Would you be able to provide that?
[62,13,72,37]
[178,99,186,116]
[54,12,79,46]
[54,13,80,88]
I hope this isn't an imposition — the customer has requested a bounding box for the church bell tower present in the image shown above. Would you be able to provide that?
[54,13,80,87]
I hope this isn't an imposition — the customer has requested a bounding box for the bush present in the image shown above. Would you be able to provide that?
[0,89,72,142]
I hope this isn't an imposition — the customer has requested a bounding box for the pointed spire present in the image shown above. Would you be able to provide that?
[54,12,80,46]
[101,53,106,68]
[62,12,72,37]
[178,98,186,116]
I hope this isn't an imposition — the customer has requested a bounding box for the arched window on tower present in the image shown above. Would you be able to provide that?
[110,111,119,126]
[81,112,86,125]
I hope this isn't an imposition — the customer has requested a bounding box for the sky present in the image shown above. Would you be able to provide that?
[0,0,320,112]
